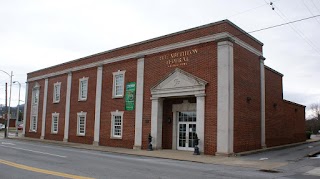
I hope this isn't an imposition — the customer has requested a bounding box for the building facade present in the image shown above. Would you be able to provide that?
[23,20,305,155]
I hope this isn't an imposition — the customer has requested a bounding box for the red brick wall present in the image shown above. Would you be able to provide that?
[162,99,174,149]
[162,97,196,149]
[24,21,278,154]
[142,42,218,154]
[28,21,262,79]
[44,74,68,141]
[233,44,262,153]
[99,59,137,148]
[68,67,97,144]
[265,68,306,147]
[25,80,44,138]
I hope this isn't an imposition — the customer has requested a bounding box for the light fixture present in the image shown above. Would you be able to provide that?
[246,97,252,103]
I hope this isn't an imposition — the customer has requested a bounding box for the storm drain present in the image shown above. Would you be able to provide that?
[259,169,281,173]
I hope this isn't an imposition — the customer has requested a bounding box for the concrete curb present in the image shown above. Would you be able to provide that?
[236,139,320,156]
[3,136,316,170]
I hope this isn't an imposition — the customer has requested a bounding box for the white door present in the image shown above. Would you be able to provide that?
[177,112,197,151]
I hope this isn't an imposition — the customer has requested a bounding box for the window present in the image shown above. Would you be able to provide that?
[31,115,37,131]
[111,110,124,138]
[79,77,89,101]
[30,83,40,132]
[33,88,39,104]
[51,113,59,134]
[112,70,126,98]
[53,82,61,103]
[77,111,86,136]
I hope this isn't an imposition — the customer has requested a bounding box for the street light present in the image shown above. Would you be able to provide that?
[13,81,21,137]
[0,70,13,138]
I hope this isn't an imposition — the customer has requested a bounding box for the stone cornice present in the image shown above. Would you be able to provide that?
[28,32,262,82]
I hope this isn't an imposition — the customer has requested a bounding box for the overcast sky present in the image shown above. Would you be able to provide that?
[0,0,319,117]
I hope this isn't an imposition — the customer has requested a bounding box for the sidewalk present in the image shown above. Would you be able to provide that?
[2,133,320,170]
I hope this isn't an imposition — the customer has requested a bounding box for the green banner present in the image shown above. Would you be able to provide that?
[125,82,136,111]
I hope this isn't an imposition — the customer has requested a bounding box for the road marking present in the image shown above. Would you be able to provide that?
[0,159,94,179]
[1,142,15,145]
[0,144,66,158]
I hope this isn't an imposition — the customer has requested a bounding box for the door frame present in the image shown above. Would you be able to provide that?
[172,100,196,150]
[177,121,197,151]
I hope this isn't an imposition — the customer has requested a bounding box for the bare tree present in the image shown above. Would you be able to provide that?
[310,103,320,120]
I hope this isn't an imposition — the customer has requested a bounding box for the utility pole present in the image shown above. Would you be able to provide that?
[13,81,21,137]
[6,71,13,138]
[4,83,7,138]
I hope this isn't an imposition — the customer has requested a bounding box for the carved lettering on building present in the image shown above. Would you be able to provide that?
[159,49,198,68]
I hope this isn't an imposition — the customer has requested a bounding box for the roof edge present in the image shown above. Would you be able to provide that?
[283,99,306,108]
[28,19,263,76]
[265,65,284,77]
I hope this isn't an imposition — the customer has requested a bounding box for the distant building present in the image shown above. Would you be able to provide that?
[0,104,24,127]
[24,20,305,155]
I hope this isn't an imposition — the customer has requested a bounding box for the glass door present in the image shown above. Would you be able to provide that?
[177,112,197,151]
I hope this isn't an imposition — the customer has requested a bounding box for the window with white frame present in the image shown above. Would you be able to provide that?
[33,88,39,104]
[79,77,88,101]
[30,83,40,132]
[77,111,86,136]
[31,115,37,131]
[53,82,61,103]
[51,113,59,134]
[112,70,126,98]
[111,110,124,138]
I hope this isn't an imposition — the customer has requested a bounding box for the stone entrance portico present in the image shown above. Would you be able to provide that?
[150,68,207,152]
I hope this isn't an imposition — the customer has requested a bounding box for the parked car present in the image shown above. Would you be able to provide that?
[0,123,5,130]
[18,123,23,130]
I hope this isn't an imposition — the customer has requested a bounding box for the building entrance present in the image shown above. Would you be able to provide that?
[177,112,197,151]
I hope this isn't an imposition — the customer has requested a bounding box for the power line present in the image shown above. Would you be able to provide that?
[302,0,320,26]
[311,0,320,14]
[227,0,282,19]
[262,0,320,55]
[231,13,320,51]
[246,14,320,33]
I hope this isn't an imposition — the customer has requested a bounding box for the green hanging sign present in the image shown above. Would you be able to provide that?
[125,82,136,111]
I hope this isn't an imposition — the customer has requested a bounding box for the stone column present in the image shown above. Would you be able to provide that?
[260,56,266,148]
[134,58,144,149]
[64,72,72,142]
[150,97,163,150]
[40,78,48,139]
[93,66,103,146]
[22,82,28,136]
[196,94,205,152]
[216,39,234,155]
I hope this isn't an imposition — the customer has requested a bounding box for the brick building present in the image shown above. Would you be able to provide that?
[23,20,305,155]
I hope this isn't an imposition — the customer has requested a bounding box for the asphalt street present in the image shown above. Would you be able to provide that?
[0,134,320,178]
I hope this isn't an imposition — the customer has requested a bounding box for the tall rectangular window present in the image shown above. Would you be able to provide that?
[79,77,88,101]
[30,83,40,132]
[112,70,125,98]
[31,115,37,131]
[53,82,61,103]
[111,110,124,138]
[51,113,59,134]
[77,111,86,136]
[33,89,39,104]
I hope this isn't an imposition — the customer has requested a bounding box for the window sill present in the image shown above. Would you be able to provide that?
[53,101,60,104]
[78,98,87,102]
[29,130,37,133]
[110,136,122,140]
[112,96,124,99]
[77,133,86,137]
[51,132,58,134]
